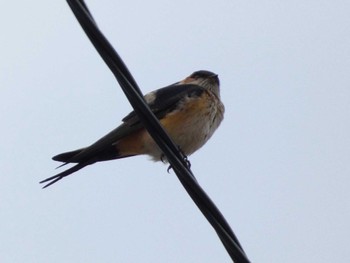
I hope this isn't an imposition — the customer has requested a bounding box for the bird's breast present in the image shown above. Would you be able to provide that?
[142,90,224,160]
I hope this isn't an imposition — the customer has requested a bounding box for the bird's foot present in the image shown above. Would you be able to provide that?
[165,147,191,173]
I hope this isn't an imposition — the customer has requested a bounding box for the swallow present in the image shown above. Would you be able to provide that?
[40,70,225,188]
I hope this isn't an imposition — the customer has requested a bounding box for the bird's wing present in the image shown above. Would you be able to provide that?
[66,84,205,162]
[122,83,205,125]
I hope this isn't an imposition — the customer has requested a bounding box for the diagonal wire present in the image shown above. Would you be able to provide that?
[65,1,250,262]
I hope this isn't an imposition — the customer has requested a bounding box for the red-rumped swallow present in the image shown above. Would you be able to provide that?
[40,70,225,188]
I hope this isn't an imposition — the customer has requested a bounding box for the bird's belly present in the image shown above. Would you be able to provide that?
[142,95,224,161]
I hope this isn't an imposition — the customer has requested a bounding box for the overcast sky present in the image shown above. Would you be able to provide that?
[1,1,350,262]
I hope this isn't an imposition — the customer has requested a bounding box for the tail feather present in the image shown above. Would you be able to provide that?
[40,161,93,188]
[42,142,136,188]
[52,148,85,162]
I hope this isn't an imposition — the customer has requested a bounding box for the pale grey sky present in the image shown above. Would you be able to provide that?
[1,1,350,262]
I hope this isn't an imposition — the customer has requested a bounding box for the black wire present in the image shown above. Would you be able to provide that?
[65,1,251,262]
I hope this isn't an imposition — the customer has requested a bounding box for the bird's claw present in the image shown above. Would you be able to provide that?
[165,148,191,173]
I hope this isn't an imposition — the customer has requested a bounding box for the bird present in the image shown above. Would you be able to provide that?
[40,70,225,188]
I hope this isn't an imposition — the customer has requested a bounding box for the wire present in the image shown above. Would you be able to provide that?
[65,1,251,262]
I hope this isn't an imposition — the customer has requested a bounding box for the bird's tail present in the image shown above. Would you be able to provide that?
[40,159,96,189]
[52,148,85,162]
[39,148,91,188]
[41,144,135,188]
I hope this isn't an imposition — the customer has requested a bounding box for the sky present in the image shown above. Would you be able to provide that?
[1,0,350,262]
